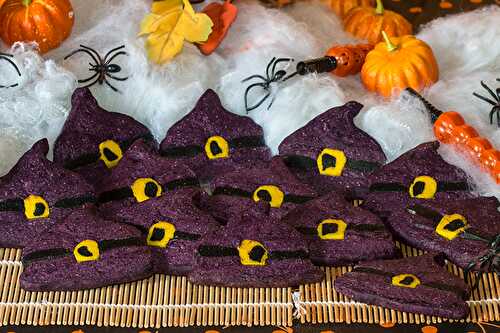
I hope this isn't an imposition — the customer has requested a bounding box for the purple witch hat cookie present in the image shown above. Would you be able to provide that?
[160,89,272,181]
[97,140,199,218]
[0,139,95,248]
[334,254,470,319]
[363,141,474,220]
[387,197,500,273]
[279,101,386,198]
[114,188,220,275]
[20,208,153,291]
[54,88,154,188]
[201,157,317,224]
[189,210,324,287]
[282,192,397,266]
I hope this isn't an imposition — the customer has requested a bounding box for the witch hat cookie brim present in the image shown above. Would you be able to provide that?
[0,139,95,248]
[279,101,386,198]
[160,89,272,181]
[54,88,154,187]
[20,208,153,291]
[334,254,470,319]
[282,191,397,266]
[189,210,324,288]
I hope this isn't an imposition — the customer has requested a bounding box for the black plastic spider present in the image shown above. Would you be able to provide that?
[64,45,128,92]
[242,56,337,113]
[473,80,500,127]
[242,57,294,112]
[463,232,500,288]
[0,52,21,89]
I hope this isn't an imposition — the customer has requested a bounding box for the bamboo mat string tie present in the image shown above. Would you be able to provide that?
[292,291,305,319]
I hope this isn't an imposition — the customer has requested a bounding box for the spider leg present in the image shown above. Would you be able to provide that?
[103,77,120,92]
[480,81,500,102]
[106,73,128,81]
[103,45,126,63]
[64,48,100,67]
[267,92,278,110]
[244,82,270,113]
[271,58,293,79]
[80,77,100,89]
[105,51,128,66]
[242,74,267,83]
[473,92,497,106]
[266,57,276,81]
[79,45,103,64]
[78,72,100,84]
[0,55,21,76]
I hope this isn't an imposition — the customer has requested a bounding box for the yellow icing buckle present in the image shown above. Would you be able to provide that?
[392,274,421,288]
[252,185,285,208]
[23,195,49,220]
[131,178,162,203]
[238,239,269,266]
[73,240,100,263]
[409,176,437,199]
[317,219,348,240]
[317,148,347,177]
[99,140,123,168]
[147,221,176,248]
[435,214,468,240]
[205,136,229,160]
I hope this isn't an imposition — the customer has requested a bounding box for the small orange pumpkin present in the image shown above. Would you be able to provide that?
[361,32,439,97]
[343,0,412,44]
[323,0,374,18]
[0,0,74,54]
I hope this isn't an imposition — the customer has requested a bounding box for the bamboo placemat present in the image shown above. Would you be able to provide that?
[0,242,498,328]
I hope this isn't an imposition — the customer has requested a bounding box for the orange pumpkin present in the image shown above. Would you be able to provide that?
[361,32,439,98]
[0,0,74,54]
[323,0,374,18]
[343,0,412,44]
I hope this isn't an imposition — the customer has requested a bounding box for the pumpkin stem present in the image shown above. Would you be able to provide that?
[22,0,32,6]
[375,0,384,15]
[381,31,398,52]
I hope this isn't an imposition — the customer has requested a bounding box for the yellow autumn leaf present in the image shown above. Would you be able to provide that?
[139,0,183,36]
[139,0,213,64]
[178,0,213,43]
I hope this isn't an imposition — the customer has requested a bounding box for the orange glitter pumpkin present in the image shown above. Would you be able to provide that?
[0,0,74,54]
[361,32,439,97]
[323,0,375,18]
[343,0,412,44]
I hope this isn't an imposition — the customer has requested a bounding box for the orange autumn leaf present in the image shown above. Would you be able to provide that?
[198,0,237,55]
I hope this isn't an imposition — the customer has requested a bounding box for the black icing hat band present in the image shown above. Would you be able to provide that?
[98,177,200,204]
[63,133,155,170]
[284,152,382,176]
[295,220,386,241]
[212,185,314,208]
[198,240,309,266]
[22,237,143,266]
[142,221,201,249]
[369,175,469,199]
[352,267,466,298]
[160,135,266,159]
[0,194,96,220]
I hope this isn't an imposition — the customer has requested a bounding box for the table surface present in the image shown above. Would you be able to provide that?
[2,321,500,333]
